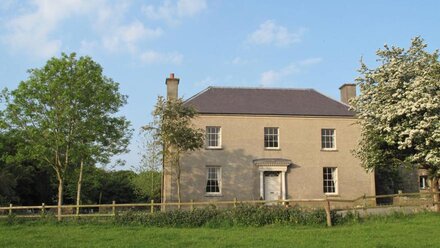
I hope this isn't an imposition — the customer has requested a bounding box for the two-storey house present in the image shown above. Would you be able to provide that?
[162,74,376,203]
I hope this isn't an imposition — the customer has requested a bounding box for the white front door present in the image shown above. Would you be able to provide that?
[264,171,280,201]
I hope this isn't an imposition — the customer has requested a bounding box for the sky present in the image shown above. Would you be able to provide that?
[1,0,439,170]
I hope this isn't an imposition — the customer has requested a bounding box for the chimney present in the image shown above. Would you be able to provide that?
[339,83,356,105]
[165,73,179,100]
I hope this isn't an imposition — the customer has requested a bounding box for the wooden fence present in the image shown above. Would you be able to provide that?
[0,192,438,227]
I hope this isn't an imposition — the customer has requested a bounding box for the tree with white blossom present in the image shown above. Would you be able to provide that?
[351,37,440,211]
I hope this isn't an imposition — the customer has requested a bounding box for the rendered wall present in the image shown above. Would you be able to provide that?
[163,114,375,203]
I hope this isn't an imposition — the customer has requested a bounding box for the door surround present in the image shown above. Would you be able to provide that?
[253,158,291,201]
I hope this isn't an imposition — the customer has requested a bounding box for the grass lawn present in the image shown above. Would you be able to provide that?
[0,212,439,247]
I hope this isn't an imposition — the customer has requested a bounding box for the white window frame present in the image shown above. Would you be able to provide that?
[321,128,336,150]
[205,166,222,195]
[420,176,428,189]
[323,167,338,195]
[206,126,222,149]
[264,127,280,149]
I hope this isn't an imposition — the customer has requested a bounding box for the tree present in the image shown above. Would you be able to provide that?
[0,131,56,206]
[3,53,131,219]
[131,131,162,202]
[64,167,138,204]
[145,96,204,205]
[351,37,440,211]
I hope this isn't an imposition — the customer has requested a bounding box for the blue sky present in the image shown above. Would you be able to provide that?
[1,0,439,169]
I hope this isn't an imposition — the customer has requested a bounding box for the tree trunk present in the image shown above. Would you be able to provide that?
[177,166,181,209]
[150,168,154,201]
[432,177,439,212]
[75,159,84,216]
[57,178,63,221]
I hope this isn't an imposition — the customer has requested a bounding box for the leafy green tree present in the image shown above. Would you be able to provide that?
[101,170,138,203]
[351,37,440,211]
[65,166,138,204]
[132,131,162,202]
[145,96,204,205]
[3,53,131,219]
[132,170,162,202]
[0,131,56,206]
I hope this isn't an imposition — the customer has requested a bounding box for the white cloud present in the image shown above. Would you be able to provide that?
[2,0,164,58]
[299,57,323,66]
[260,57,323,86]
[102,21,163,52]
[92,2,163,54]
[260,64,300,86]
[247,20,305,47]
[142,0,207,25]
[3,0,96,58]
[140,50,183,65]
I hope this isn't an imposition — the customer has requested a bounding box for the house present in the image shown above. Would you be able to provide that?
[162,74,376,204]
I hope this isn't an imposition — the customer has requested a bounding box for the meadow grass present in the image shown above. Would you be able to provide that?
[0,212,439,247]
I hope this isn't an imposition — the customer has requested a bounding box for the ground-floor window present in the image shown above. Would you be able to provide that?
[206,166,221,194]
[323,167,337,194]
[419,175,428,189]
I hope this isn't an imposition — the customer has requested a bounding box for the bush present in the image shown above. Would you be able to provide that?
[114,204,332,228]
[115,207,221,227]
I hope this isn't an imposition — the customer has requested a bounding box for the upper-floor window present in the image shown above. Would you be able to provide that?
[264,127,279,149]
[321,129,336,150]
[323,167,338,194]
[206,166,221,195]
[206,126,221,149]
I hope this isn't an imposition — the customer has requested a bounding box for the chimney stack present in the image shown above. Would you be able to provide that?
[165,73,179,100]
[339,83,356,105]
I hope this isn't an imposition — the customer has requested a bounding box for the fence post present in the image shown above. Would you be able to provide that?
[9,204,12,216]
[150,200,154,214]
[112,200,116,216]
[324,198,332,227]
[397,190,402,207]
[234,197,237,208]
[41,203,45,216]
[190,199,194,211]
[363,194,367,208]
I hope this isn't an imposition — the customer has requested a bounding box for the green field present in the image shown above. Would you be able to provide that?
[1,213,439,248]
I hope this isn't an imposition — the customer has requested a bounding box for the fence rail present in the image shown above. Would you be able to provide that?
[0,191,438,227]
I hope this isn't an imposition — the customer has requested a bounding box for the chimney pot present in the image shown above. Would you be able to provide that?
[170,73,174,79]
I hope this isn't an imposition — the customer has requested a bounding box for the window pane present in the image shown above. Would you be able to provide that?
[323,167,336,193]
[264,127,279,148]
[206,167,221,193]
[321,129,335,149]
[206,127,221,148]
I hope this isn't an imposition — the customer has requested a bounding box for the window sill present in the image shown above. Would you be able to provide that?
[205,194,223,197]
[265,148,281,151]
[205,147,223,150]
[324,193,340,197]
[321,149,338,152]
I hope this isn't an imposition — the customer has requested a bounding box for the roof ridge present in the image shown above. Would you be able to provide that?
[185,85,355,117]
[208,86,315,91]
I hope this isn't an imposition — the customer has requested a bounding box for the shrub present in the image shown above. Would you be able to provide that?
[114,204,331,228]
[115,207,221,227]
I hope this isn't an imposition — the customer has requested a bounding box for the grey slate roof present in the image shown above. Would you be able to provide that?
[184,87,355,117]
